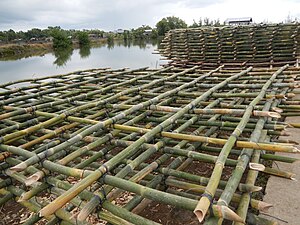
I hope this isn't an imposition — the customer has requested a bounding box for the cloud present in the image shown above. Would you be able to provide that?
[0,0,299,31]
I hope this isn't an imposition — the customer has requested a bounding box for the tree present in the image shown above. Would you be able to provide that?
[204,17,213,26]
[6,29,17,41]
[50,28,72,49]
[0,31,6,42]
[190,19,199,28]
[25,28,46,40]
[156,16,187,36]
[76,31,90,46]
[131,25,152,39]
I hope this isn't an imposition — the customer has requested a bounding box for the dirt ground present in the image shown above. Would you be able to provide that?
[262,115,300,223]
[0,200,34,225]
[1,96,299,225]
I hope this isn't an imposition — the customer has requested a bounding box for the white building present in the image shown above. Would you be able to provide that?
[225,17,253,25]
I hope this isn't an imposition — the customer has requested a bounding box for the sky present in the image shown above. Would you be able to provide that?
[0,0,300,31]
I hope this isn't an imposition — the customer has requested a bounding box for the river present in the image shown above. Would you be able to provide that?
[0,39,166,84]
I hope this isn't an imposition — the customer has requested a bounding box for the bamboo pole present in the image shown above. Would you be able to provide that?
[194,65,288,223]
[1,55,299,225]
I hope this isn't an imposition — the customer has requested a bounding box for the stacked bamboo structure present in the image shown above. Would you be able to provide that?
[0,62,299,225]
[159,23,300,68]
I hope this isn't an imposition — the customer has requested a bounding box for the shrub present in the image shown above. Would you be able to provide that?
[77,31,90,46]
[50,29,72,49]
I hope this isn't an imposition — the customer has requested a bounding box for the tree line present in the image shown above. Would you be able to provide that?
[0,16,226,50]
[1,17,224,40]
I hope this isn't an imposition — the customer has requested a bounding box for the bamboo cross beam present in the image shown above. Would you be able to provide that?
[193,64,288,222]
[109,104,282,118]
[95,84,259,222]
[204,87,286,224]
[0,59,299,225]
[9,65,208,172]
[36,65,227,214]
[111,124,299,153]
[37,67,258,217]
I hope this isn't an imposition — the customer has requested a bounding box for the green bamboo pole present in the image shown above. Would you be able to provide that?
[1,50,299,225]
[194,65,288,223]
[204,88,282,224]
[108,86,255,221]
[249,163,296,180]
[8,66,199,172]
[36,65,250,218]
[38,65,225,217]
[111,124,299,153]
[109,104,281,118]
[25,111,149,185]
[3,157,162,225]
[234,132,269,225]
[0,184,76,225]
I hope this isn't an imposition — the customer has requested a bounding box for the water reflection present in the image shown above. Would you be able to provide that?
[106,38,161,51]
[51,39,163,67]
[79,45,91,58]
[53,47,73,66]
[0,38,166,84]
[107,41,115,50]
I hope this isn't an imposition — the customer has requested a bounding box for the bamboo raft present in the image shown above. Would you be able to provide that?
[1,24,300,225]
[0,64,299,225]
[159,23,300,68]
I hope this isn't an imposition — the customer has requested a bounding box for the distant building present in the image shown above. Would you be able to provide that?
[88,34,99,39]
[115,29,124,34]
[225,17,253,25]
[29,37,37,42]
[45,37,53,42]
[143,29,153,36]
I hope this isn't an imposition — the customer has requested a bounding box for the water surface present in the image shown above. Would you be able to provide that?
[0,40,166,83]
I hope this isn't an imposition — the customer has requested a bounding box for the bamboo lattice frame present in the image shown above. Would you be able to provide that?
[1,24,300,225]
[159,23,300,68]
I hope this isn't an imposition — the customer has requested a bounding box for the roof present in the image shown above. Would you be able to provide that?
[225,17,253,23]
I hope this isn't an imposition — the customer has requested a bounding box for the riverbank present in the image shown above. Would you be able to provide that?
[0,43,53,60]
[0,39,108,60]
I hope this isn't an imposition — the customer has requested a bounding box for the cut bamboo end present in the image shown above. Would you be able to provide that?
[293,146,300,153]
[290,174,297,181]
[253,111,281,118]
[218,205,245,223]
[39,207,53,217]
[287,123,294,128]
[257,201,273,212]
[271,107,283,113]
[77,196,100,222]
[17,193,27,202]
[194,208,206,222]
[77,213,89,222]
[290,74,297,79]
[193,198,245,223]
[10,162,27,172]
[286,93,296,98]
[251,186,263,192]
[268,112,281,118]
[25,173,42,186]
[193,197,210,222]
[249,163,265,171]
[70,211,80,221]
